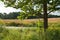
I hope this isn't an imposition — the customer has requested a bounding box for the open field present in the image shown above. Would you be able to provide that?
[0,18,60,40]
[2,18,60,23]
[0,18,60,27]
[48,18,60,23]
[0,26,60,40]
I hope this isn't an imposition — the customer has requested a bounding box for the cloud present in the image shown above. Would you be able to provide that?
[0,1,20,14]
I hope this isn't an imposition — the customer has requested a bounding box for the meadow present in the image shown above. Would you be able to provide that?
[0,18,60,40]
[0,18,60,27]
[0,26,60,40]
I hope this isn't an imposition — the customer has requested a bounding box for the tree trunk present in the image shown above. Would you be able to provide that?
[43,0,48,31]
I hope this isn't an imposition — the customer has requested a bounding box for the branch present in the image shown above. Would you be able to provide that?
[47,10,54,14]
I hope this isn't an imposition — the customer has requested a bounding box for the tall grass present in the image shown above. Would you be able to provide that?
[0,19,60,40]
[1,19,60,27]
[0,26,60,40]
[0,27,40,40]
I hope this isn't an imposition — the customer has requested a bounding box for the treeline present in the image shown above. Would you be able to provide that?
[0,12,60,19]
[27,14,60,19]
[48,14,60,18]
[0,12,20,19]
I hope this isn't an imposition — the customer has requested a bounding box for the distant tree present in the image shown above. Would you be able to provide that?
[48,14,60,18]
[3,13,8,19]
[0,12,20,19]
[8,12,20,19]
[0,13,4,18]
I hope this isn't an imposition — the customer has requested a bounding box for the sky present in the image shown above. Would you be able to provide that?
[0,1,20,14]
[0,1,60,15]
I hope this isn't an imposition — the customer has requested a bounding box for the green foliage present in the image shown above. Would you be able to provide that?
[1,0,60,19]
[0,12,20,19]
[35,20,43,27]
[0,26,9,40]
[0,27,40,40]
[49,23,60,27]
[46,28,60,40]
[7,12,20,19]
[0,26,60,40]
[1,0,43,19]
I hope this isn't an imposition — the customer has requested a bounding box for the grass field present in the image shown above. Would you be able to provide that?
[0,18,60,40]
[0,26,60,40]
[0,18,60,27]
[2,18,60,23]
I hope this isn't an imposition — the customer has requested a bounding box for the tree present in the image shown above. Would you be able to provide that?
[1,0,60,30]
[1,0,43,19]
[0,13,4,19]
[3,13,8,19]
[43,0,60,30]
[8,12,20,19]
[0,12,20,19]
[43,0,48,30]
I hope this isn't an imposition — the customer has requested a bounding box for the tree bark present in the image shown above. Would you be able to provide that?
[43,0,48,31]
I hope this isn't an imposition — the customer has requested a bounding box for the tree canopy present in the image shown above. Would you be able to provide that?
[1,0,60,19]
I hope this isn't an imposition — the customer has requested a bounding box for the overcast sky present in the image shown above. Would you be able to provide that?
[0,1,60,15]
[0,1,20,14]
